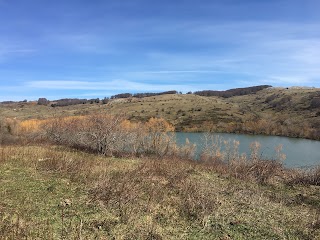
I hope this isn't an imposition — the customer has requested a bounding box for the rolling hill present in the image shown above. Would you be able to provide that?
[1,86,319,140]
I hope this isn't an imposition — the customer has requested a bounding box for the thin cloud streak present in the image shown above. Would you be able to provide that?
[26,80,222,93]
[126,70,222,74]
[0,44,36,62]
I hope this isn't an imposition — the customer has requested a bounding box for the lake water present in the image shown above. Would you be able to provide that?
[175,132,320,169]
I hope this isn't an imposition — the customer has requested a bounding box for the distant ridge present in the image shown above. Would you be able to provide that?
[193,85,272,98]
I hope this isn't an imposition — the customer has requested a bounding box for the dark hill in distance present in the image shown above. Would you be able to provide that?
[193,85,272,98]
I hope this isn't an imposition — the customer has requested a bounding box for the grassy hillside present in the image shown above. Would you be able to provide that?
[1,86,319,139]
[1,87,320,239]
[1,145,319,239]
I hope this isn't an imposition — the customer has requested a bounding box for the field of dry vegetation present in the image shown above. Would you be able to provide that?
[0,111,319,239]
[1,87,319,140]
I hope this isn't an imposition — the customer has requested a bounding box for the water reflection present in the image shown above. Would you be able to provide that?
[175,132,320,168]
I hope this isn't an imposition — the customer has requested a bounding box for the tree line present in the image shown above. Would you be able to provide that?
[110,90,178,99]
[33,86,274,107]
[193,85,272,98]
[38,97,110,107]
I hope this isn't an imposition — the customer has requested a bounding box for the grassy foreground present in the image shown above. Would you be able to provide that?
[0,145,319,239]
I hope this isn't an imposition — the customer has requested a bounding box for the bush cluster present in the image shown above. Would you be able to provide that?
[0,118,19,144]
[110,91,178,99]
[194,85,271,98]
[44,115,187,158]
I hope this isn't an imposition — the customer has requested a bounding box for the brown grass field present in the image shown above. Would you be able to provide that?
[0,86,319,239]
[0,144,319,239]
[1,87,319,139]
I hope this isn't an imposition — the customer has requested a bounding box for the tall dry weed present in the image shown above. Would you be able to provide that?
[198,134,288,184]
[287,167,320,186]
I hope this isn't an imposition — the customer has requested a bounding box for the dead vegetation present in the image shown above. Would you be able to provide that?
[2,87,319,140]
[0,143,319,239]
[0,112,319,239]
[288,167,320,186]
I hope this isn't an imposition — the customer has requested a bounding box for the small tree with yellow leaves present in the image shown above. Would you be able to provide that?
[143,117,175,156]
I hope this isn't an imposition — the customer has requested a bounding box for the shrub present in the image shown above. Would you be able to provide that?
[111,93,132,99]
[287,167,320,186]
[102,97,109,104]
[51,98,88,107]
[194,85,271,98]
[37,98,49,105]
[0,118,19,144]
[199,134,287,184]
[44,115,176,158]
[310,98,320,109]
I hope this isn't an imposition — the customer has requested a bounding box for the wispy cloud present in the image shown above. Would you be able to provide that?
[26,79,222,93]
[48,33,114,53]
[0,42,36,62]
[133,21,320,86]
[125,70,222,74]
[1,0,320,101]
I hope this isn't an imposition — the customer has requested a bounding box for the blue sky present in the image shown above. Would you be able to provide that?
[0,0,319,101]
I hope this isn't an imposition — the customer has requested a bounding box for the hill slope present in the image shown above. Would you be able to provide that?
[1,87,319,140]
[105,87,320,139]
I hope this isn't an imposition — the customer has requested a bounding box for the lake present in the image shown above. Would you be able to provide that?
[175,132,320,169]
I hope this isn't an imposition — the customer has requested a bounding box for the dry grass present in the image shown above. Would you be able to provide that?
[1,87,319,139]
[287,166,320,186]
[1,87,319,239]
[0,144,319,239]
